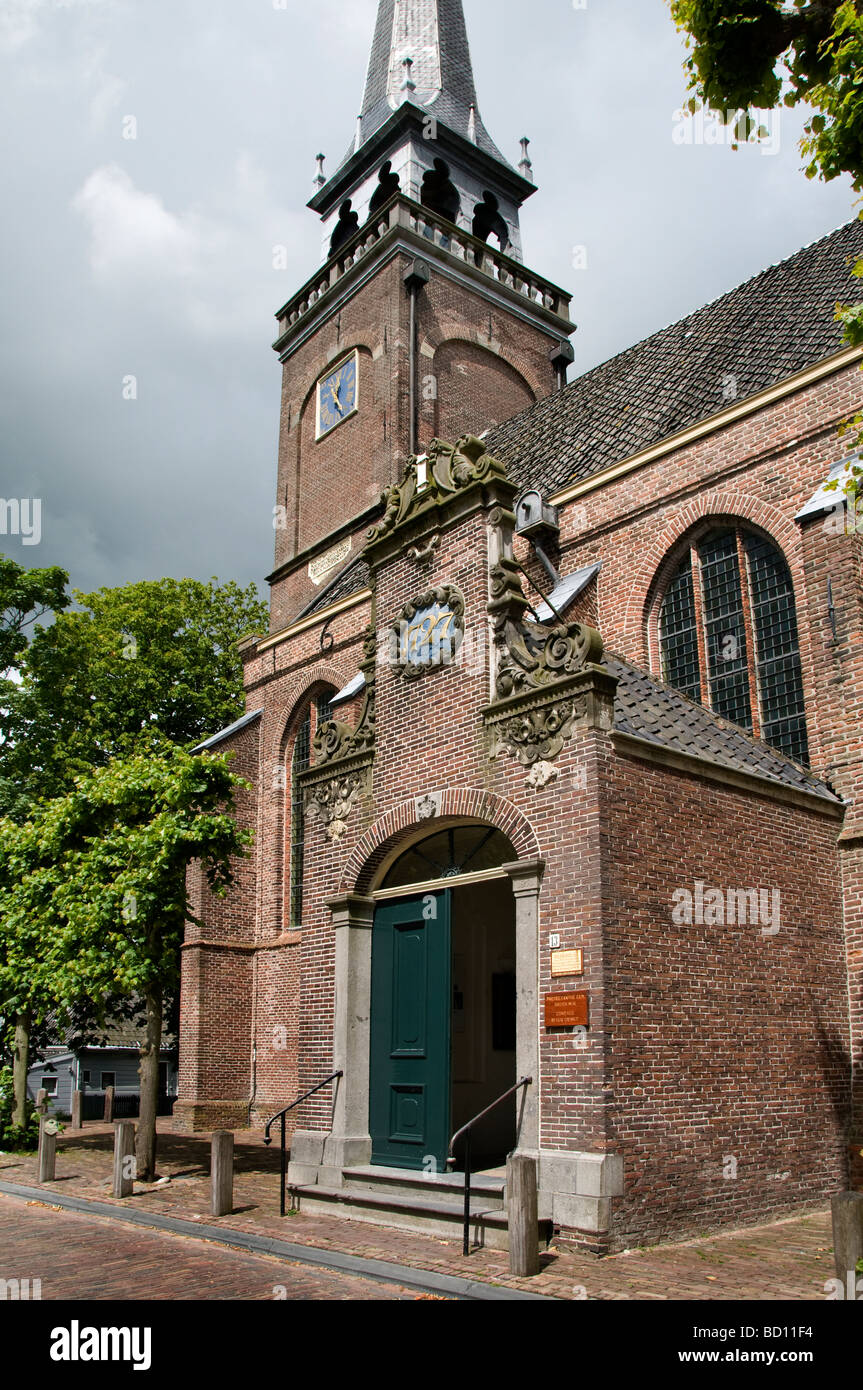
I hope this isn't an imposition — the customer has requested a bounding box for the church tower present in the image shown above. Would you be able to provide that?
[269,0,574,628]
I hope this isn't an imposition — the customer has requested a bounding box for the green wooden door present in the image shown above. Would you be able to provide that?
[369,891,451,1171]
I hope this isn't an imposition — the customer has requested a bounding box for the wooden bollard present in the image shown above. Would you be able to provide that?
[103,1086,115,1123]
[832,1192,863,1289]
[36,1088,48,1116]
[38,1118,57,1184]
[507,1153,540,1277]
[70,1089,82,1131]
[211,1131,234,1218]
[113,1121,136,1198]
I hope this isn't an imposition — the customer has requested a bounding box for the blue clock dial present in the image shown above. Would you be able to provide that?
[318,356,357,436]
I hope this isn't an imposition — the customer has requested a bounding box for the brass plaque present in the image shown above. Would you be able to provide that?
[551,948,583,978]
[544,992,589,1029]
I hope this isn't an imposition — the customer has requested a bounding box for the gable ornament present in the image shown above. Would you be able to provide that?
[484,556,613,777]
[299,625,376,840]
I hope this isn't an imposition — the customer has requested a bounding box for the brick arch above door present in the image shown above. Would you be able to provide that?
[339,788,542,895]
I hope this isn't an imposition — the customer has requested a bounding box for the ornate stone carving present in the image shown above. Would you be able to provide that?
[313,627,376,765]
[490,697,586,767]
[489,557,603,701]
[367,435,508,543]
[300,625,377,841]
[305,771,366,843]
[407,533,441,567]
[526,759,559,789]
[415,792,442,821]
[391,584,465,680]
[483,552,614,773]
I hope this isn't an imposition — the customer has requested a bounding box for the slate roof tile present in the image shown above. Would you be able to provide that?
[608,654,839,803]
[487,218,863,494]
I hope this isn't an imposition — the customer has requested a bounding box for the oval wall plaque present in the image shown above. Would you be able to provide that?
[392,584,465,680]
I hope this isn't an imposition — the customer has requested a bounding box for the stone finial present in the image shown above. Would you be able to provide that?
[314,153,326,190]
[401,56,416,95]
[468,103,478,145]
[355,115,363,152]
[519,137,533,179]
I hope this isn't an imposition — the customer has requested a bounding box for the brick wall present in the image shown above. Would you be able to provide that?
[269,247,561,629]
[178,472,853,1250]
[602,750,847,1250]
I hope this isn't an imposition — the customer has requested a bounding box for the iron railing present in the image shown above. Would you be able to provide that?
[447,1076,533,1256]
[263,1071,342,1216]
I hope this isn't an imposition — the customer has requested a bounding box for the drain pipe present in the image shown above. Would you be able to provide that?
[404,259,430,455]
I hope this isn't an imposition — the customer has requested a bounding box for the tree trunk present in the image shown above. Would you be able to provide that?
[11,1010,31,1129]
[135,987,162,1182]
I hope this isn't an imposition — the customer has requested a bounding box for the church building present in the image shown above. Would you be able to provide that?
[176,0,863,1255]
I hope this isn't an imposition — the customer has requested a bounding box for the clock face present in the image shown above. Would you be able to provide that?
[317,355,358,438]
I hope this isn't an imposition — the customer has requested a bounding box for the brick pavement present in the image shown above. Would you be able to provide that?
[0,1196,417,1301]
[0,1121,843,1301]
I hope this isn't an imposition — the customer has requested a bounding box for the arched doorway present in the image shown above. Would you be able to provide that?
[368,824,518,1173]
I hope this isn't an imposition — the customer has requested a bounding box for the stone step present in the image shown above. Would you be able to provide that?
[343,1164,507,1210]
[290,1182,540,1251]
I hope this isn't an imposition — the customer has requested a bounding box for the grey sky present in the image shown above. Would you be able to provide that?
[0,0,856,599]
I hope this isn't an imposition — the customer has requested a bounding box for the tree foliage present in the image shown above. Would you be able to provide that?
[670,0,863,191]
[0,575,267,816]
[669,1,863,488]
[0,557,70,676]
[0,749,251,1174]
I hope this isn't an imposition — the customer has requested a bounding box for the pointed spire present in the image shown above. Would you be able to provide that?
[351,0,513,169]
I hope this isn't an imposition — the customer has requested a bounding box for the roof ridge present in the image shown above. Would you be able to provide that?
[486,216,863,494]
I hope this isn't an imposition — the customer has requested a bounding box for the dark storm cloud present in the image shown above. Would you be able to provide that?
[0,0,855,597]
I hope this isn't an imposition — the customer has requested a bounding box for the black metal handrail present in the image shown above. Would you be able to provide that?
[447,1076,532,1256]
[263,1071,342,1216]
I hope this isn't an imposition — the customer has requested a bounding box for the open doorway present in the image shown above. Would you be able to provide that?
[450,878,517,1171]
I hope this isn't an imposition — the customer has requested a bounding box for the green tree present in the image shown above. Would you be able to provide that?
[0,557,70,676]
[0,816,59,1132]
[2,750,251,1178]
[669,1,863,490]
[0,575,266,814]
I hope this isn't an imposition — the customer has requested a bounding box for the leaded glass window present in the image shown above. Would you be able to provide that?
[658,552,701,703]
[658,528,809,764]
[289,690,335,928]
[381,826,517,890]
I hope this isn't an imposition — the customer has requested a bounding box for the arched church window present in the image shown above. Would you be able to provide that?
[658,526,809,764]
[288,689,334,926]
[420,158,461,226]
[368,160,401,217]
[472,191,510,253]
[381,825,516,890]
[329,199,359,258]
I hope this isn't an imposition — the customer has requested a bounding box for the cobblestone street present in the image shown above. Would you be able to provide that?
[0,1195,415,1301]
[0,1122,844,1301]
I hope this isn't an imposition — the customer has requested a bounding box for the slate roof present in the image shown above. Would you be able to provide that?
[608,654,840,803]
[487,217,863,495]
[298,557,372,619]
[341,0,512,171]
[193,708,263,753]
